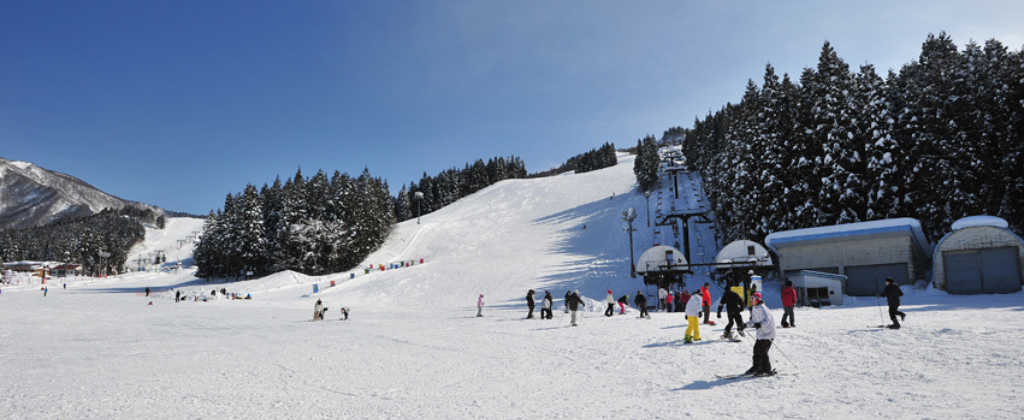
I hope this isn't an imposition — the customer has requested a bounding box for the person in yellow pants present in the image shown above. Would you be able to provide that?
[684,289,703,343]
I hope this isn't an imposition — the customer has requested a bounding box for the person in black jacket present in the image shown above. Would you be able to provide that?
[878,277,906,329]
[717,283,746,339]
[526,289,536,319]
[634,290,649,319]
[567,290,585,326]
[564,290,572,313]
[617,294,629,315]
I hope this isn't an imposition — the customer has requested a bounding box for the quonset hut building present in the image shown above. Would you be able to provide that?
[764,218,932,296]
[932,216,1024,294]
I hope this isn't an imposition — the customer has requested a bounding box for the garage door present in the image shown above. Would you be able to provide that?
[944,251,983,294]
[945,247,1022,294]
[845,264,909,296]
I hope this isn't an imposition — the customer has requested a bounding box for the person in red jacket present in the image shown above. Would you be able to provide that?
[700,283,713,324]
[781,279,797,328]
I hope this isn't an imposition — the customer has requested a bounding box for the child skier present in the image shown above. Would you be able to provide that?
[744,293,777,376]
[477,294,485,317]
[684,289,703,343]
[717,283,746,339]
[617,294,629,314]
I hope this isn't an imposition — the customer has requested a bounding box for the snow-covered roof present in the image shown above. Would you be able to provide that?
[951,215,1008,231]
[635,245,688,274]
[764,218,932,257]
[714,240,773,269]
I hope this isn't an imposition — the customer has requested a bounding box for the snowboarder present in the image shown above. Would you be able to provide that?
[744,293,777,376]
[634,290,649,319]
[781,279,797,328]
[717,283,746,339]
[604,290,615,317]
[665,291,674,313]
[684,289,703,343]
[567,290,585,326]
[564,290,571,313]
[526,289,536,319]
[701,283,713,324]
[477,294,485,317]
[313,299,324,321]
[617,294,629,315]
[878,277,906,329]
[541,291,553,319]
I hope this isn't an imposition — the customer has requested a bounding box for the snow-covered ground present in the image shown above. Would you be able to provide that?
[2,156,1023,419]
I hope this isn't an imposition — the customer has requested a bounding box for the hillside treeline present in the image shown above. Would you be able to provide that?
[0,207,155,275]
[194,168,394,279]
[684,33,1024,243]
[528,143,617,178]
[394,156,527,222]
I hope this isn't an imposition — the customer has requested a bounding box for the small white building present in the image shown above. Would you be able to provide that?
[764,218,932,296]
[789,270,846,307]
[932,216,1024,294]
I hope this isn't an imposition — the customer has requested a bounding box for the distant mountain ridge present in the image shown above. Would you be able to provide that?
[0,157,160,230]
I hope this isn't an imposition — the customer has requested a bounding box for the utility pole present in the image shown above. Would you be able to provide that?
[622,208,637,278]
[643,190,652,227]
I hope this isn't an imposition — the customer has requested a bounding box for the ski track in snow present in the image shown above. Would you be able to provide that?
[2,156,1024,419]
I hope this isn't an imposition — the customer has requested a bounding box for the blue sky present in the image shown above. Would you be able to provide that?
[2,1,1022,215]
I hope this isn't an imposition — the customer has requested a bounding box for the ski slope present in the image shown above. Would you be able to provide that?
[2,156,1023,419]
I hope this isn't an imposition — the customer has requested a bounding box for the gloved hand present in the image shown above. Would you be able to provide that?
[717,312,722,319]
[754,323,762,329]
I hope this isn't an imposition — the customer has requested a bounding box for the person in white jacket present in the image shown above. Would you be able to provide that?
[604,290,615,317]
[744,293,777,376]
[684,289,704,343]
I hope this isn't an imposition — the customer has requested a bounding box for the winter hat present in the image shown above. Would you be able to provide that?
[575,289,580,295]
[752,292,763,303]
[607,290,612,294]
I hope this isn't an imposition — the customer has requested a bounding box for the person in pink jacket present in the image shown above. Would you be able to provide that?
[781,280,797,328]
[477,294,485,317]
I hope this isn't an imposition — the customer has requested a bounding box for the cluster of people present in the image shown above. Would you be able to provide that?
[312,299,349,321]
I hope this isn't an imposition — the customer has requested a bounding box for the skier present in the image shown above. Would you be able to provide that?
[634,290,649,319]
[665,291,674,313]
[340,307,349,320]
[684,289,703,343]
[717,283,746,340]
[477,294,485,317]
[878,277,906,329]
[617,294,629,315]
[567,290,585,327]
[43,287,48,297]
[313,299,324,321]
[598,290,614,317]
[541,291,553,319]
[744,293,777,376]
[701,283,713,324]
[175,290,181,303]
[564,290,571,313]
[145,287,150,297]
[781,279,797,328]
[526,289,536,319]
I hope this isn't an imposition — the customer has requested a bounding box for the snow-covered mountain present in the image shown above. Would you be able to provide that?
[0,157,155,229]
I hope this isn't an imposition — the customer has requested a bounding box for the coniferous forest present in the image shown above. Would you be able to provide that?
[393,156,527,222]
[194,168,394,279]
[683,33,1024,243]
[0,207,159,275]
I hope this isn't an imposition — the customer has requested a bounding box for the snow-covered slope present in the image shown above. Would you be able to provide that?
[0,157,145,229]
[2,156,1022,419]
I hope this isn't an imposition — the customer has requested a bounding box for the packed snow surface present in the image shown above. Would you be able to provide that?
[3,157,1023,419]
